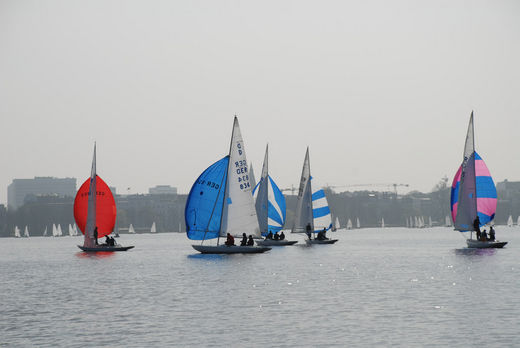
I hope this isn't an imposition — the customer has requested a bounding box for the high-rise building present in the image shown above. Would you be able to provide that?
[7,177,76,210]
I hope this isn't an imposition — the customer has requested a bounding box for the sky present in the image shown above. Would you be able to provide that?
[1,0,519,204]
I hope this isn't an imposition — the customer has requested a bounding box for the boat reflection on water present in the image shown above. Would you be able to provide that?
[454,248,496,256]
[75,251,116,259]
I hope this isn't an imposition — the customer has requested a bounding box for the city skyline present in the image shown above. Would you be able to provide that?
[1,1,519,205]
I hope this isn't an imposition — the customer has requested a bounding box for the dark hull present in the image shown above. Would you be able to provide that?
[466,239,507,249]
[306,239,339,245]
[191,245,271,254]
[255,240,298,246]
[78,245,135,252]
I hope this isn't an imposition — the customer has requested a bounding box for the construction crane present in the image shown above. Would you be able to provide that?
[325,183,409,195]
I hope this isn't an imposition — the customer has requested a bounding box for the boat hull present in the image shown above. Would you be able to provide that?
[78,245,135,252]
[255,240,298,246]
[466,239,507,249]
[306,239,338,245]
[191,245,271,254]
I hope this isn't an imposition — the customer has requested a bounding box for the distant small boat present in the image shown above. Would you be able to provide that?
[150,222,156,233]
[346,219,352,230]
[356,217,360,229]
[57,224,63,237]
[445,215,452,227]
[23,226,29,238]
[14,226,21,238]
[507,215,513,227]
[381,218,385,228]
[291,147,337,245]
[450,112,505,248]
[185,117,270,254]
[43,226,48,237]
[128,224,135,234]
[74,144,133,252]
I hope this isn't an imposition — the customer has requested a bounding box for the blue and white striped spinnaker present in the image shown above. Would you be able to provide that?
[252,145,286,235]
[311,181,332,233]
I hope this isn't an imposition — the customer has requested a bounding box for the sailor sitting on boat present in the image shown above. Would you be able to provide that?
[316,228,329,241]
[240,233,248,246]
[280,231,285,240]
[225,233,235,246]
[480,230,488,242]
[273,232,280,240]
[265,231,273,240]
[247,235,254,246]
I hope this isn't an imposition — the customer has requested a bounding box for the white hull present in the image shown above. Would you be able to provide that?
[306,239,338,245]
[192,244,271,254]
[466,239,507,249]
[255,239,297,246]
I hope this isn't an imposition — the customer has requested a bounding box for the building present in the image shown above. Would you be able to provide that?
[149,185,177,195]
[7,177,76,210]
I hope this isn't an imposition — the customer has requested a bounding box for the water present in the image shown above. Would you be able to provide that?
[1,228,519,347]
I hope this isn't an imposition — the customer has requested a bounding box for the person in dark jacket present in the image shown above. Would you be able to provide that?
[280,231,285,240]
[94,226,99,245]
[240,233,247,246]
[247,235,254,246]
[489,226,496,241]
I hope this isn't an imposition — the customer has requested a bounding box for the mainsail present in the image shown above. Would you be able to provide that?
[450,113,497,232]
[185,117,260,241]
[252,145,286,235]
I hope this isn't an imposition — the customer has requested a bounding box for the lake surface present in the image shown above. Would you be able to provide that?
[1,227,519,347]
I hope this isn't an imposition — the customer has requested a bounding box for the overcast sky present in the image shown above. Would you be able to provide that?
[1,0,519,204]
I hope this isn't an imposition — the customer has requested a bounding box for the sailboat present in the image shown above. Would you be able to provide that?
[346,218,353,230]
[43,226,48,237]
[249,163,256,190]
[74,144,134,252]
[185,117,271,254]
[381,218,385,228]
[445,215,451,227]
[57,224,63,236]
[356,217,360,229]
[128,224,136,234]
[23,226,29,238]
[52,224,57,237]
[507,215,513,227]
[292,147,338,245]
[253,145,295,246]
[14,226,21,238]
[150,222,157,233]
[450,112,506,248]
[68,224,75,236]
[334,217,340,231]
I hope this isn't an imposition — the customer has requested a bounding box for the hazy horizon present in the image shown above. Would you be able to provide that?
[1,0,519,205]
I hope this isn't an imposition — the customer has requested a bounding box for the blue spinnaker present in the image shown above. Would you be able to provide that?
[185,156,229,240]
[253,175,286,235]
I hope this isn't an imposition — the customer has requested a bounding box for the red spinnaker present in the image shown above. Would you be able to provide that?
[73,176,117,238]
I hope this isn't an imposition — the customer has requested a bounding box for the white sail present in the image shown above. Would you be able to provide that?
[151,222,156,233]
[292,148,313,233]
[445,215,451,227]
[57,224,63,236]
[517,216,520,226]
[23,226,29,237]
[43,226,48,237]
[507,215,513,227]
[249,163,256,191]
[221,117,260,238]
[14,226,21,238]
[52,224,57,237]
[73,224,79,236]
[335,217,340,230]
[129,224,135,234]
[356,217,360,229]
[347,219,352,229]
[83,144,97,247]
[381,218,385,228]
[68,224,74,236]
